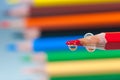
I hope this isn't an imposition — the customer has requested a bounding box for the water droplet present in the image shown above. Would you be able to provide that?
[68,45,77,51]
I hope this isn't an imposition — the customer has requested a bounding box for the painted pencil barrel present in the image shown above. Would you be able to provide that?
[34,0,120,7]
[105,32,120,43]
[25,11,120,30]
[46,50,120,62]
[47,59,120,76]
[51,74,120,80]
[104,32,120,50]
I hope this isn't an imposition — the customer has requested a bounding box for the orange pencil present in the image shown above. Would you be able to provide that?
[1,11,120,31]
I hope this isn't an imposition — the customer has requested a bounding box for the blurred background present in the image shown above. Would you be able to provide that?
[0,0,120,80]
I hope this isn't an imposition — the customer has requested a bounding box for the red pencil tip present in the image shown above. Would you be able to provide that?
[66,40,82,46]
[1,21,9,28]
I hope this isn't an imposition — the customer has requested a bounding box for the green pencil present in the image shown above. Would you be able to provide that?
[22,50,120,63]
[51,73,120,80]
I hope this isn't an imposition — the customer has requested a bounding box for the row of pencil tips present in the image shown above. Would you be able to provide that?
[21,52,49,80]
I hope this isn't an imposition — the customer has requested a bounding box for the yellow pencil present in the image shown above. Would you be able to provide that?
[25,58,120,77]
[7,0,120,7]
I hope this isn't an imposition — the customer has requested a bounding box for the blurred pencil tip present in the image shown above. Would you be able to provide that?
[22,67,46,75]
[4,10,9,16]
[7,43,17,52]
[0,21,10,28]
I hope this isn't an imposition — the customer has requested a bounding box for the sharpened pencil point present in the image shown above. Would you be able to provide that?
[66,40,82,46]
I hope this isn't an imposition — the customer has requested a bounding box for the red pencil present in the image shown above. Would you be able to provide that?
[66,32,120,51]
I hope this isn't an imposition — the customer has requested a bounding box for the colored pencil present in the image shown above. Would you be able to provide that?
[25,58,120,77]
[51,74,120,80]
[7,3,120,17]
[22,50,120,63]
[66,32,120,51]
[7,0,120,7]
[2,11,120,31]
[7,36,83,52]
[42,27,120,37]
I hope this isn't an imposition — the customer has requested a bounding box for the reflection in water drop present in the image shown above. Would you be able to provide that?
[68,45,78,51]
[84,33,96,52]
[85,45,96,53]
[84,33,94,38]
